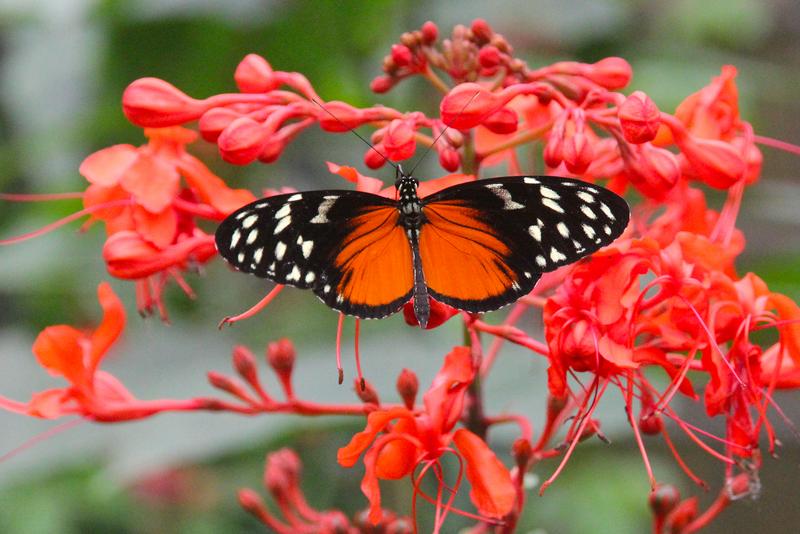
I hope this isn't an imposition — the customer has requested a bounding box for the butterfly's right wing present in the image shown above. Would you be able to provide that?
[215,191,414,319]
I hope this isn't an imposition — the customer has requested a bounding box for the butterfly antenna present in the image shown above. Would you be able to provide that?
[407,90,481,177]
[311,98,399,172]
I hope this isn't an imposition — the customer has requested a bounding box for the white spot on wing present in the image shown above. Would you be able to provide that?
[302,240,314,258]
[524,271,532,278]
[230,229,241,248]
[581,205,597,219]
[275,204,291,219]
[246,229,258,244]
[492,187,524,210]
[557,222,569,238]
[550,247,567,263]
[536,255,547,267]
[286,265,301,282]
[237,252,245,263]
[275,241,287,260]
[582,224,596,239]
[324,284,331,293]
[577,191,595,203]
[485,183,503,189]
[604,225,612,235]
[311,197,337,223]
[600,202,615,220]
[242,214,258,228]
[287,193,302,202]
[524,177,540,184]
[540,186,560,199]
[274,216,291,234]
[235,211,248,220]
[528,225,542,241]
[254,247,263,263]
[543,198,564,213]
[305,271,315,284]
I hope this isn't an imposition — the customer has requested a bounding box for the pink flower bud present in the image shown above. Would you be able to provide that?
[482,107,518,135]
[234,54,278,93]
[370,75,394,94]
[198,107,242,142]
[122,78,206,127]
[396,368,418,409]
[478,45,502,69]
[438,147,461,172]
[217,117,271,165]
[267,338,295,375]
[364,143,388,169]
[383,120,416,161]
[440,83,502,129]
[264,448,301,495]
[237,488,267,515]
[512,438,533,469]
[421,21,438,43]
[232,345,258,384]
[584,57,632,90]
[390,44,413,67]
[471,19,493,43]
[207,371,247,398]
[619,91,660,144]
[680,136,745,189]
[563,132,594,174]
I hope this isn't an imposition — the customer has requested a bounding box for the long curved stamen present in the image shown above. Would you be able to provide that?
[336,313,345,384]
[0,192,84,201]
[0,199,132,245]
[0,418,84,464]
[218,284,284,327]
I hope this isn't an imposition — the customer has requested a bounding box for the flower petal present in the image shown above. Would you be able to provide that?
[769,292,800,365]
[89,282,126,373]
[423,346,475,432]
[79,145,138,186]
[133,205,178,249]
[32,325,88,387]
[119,152,180,213]
[452,429,515,518]
[375,418,418,479]
[326,162,384,194]
[337,407,413,467]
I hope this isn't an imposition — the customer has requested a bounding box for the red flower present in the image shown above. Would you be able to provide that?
[0,283,145,421]
[337,347,515,525]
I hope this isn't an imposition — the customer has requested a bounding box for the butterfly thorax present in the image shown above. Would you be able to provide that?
[396,175,424,231]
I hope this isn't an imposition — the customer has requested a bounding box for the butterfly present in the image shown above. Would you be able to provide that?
[215,168,629,328]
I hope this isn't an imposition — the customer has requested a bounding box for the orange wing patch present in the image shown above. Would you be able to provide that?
[334,206,414,308]
[420,201,517,301]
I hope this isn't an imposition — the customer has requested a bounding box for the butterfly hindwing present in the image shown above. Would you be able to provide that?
[215,191,414,319]
[419,175,629,312]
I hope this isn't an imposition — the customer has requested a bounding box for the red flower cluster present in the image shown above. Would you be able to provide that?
[2,18,799,533]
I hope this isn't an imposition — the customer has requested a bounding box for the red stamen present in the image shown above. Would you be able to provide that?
[218,284,284,327]
[354,318,365,391]
[336,313,345,384]
[623,373,657,489]
[754,134,800,156]
[0,192,84,201]
[0,199,132,245]
[661,425,708,489]
[0,418,84,464]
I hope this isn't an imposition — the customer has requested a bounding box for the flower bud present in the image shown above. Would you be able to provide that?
[680,136,745,189]
[217,117,271,165]
[364,142,388,169]
[665,497,698,533]
[232,345,258,384]
[264,448,301,495]
[619,91,661,144]
[396,368,419,409]
[482,107,518,135]
[478,45,502,69]
[639,412,663,435]
[584,57,632,90]
[390,44,413,68]
[207,371,247,398]
[234,54,279,93]
[199,107,242,142]
[438,147,461,172]
[512,438,533,470]
[122,78,206,127]
[421,21,438,43]
[635,144,680,199]
[562,132,594,174]
[267,338,295,375]
[237,488,267,515]
[440,83,502,129]
[383,119,416,161]
[370,75,394,94]
[471,19,493,44]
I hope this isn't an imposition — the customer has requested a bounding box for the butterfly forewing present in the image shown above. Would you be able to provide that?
[215,191,414,319]
[419,176,629,312]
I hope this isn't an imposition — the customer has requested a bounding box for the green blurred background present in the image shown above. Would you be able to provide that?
[1,0,799,532]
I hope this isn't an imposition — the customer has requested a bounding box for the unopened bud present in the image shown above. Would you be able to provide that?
[233,345,258,383]
[421,21,438,44]
[512,438,533,469]
[122,77,206,127]
[438,147,461,172]
[478,45,502,69]
[585,57,632,90]
[391,44,413,68]
[355,378,379,405]
[471,19,493,44]
[237,488,267,515]
[234,54,278,93]
[619,91,661,144]
[267,338,295,375]
[217,117,271,165]
[396,368,419,408]
[482,107,518,135]
[649,484,681,518]
[370,75,394,94]
[665,497,698,533]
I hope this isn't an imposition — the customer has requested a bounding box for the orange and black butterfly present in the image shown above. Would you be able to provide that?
[215,168,629,328]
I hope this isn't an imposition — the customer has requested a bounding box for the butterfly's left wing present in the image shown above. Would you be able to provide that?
[215,190,414,319]
[419,176,629,313]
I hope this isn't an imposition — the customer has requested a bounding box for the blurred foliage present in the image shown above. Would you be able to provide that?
[1,0,799,532]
